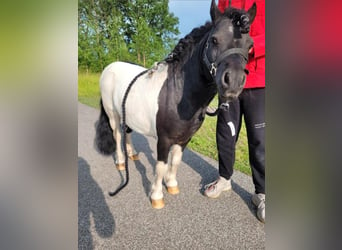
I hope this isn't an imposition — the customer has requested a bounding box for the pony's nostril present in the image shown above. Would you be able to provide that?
[242,74,246,85]
[224,72,230,85]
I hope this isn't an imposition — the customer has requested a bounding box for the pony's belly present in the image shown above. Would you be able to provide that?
[125,113,156,137]
[124,88,157,137]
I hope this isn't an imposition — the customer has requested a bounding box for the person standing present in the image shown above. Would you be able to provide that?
[204,0,265,223]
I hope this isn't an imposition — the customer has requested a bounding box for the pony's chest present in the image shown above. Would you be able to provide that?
[182,108,206,136]
[157,106,206,146]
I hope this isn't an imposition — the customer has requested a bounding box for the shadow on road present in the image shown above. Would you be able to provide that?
[78,157,115,249]
[131,133,155,197]
[183,150,256,213]
[130,132,255,212]
[232,180,255,213]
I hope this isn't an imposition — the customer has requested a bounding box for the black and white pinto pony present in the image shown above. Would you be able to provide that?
[95,0,256,209]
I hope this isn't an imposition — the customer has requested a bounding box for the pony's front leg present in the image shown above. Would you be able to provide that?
[165,145,183,195]
[151,161,168,209]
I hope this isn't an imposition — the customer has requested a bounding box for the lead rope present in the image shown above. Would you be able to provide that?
[109,69,149,196]
[205,102,230,116]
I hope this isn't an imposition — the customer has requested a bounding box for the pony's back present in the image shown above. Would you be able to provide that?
[100,62,146,115]
[100,61,168,137]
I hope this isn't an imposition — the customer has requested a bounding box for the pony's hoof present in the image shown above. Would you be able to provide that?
[151,198,165,209]
[167,186,180,195]
[129,154,139,161]
[116,163,125,171]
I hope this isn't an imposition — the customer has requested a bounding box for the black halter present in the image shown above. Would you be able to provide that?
[202,37,248,78]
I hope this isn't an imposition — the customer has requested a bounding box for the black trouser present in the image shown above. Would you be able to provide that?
[217,88,265,194]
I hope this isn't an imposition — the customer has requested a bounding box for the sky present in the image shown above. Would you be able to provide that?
[168,0,212,39]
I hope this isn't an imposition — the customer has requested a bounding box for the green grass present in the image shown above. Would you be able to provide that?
[188,96,251,175]
[78,71,251,175]
[78,71,101,109]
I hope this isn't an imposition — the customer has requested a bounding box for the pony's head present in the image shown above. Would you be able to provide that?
[204,0,256,102]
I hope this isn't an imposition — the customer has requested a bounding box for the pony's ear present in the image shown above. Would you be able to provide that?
[210,0,221,23]
[247,2,257,24]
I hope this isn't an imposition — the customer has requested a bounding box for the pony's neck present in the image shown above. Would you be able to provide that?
[176,34,217,120]
[199,33,216,83]
[185,33,217,99]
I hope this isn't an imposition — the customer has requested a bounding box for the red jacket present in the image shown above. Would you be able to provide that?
[218,0,265,88]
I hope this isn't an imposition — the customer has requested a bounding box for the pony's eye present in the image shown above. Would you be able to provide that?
[211,37,218,45]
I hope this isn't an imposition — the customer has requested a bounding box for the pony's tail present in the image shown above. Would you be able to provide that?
[95,99,116,155]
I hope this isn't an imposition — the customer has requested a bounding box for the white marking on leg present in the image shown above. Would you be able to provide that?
[106,112,124,165]
[227,121,236,136]
[114,127,124,165]
[165,145,182,188]
[151,161,168,200]
[125,133,137,157]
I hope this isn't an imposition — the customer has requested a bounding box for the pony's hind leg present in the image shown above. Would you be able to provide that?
[125,128,139,161]
[165,145,183,195]
[108,115,125,171]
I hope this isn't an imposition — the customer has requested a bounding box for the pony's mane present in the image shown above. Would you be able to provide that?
[165,22,213,64]
[165,7,250,64]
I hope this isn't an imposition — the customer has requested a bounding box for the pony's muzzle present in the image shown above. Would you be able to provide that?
[221,69,246,89]
[217,68,246,102]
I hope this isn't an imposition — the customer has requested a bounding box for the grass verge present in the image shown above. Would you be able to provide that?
[78,72,101,109]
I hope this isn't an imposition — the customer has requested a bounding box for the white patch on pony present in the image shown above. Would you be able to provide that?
[227,121,236,136]
[165,144,182,188]
[151,161,168,200]
[100,61,168,137]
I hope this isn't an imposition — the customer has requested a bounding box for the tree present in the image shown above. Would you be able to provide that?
[78,0,179,71]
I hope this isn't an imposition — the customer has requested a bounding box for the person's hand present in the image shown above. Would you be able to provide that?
[206,106,218,116]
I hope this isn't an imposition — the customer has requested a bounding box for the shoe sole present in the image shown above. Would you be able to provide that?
[205,186,231,199]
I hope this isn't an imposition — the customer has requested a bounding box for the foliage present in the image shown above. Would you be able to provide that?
[78,0,179,72]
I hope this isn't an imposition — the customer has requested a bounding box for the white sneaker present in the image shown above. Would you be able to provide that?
[204,176,232,198]
[252,193,265,223]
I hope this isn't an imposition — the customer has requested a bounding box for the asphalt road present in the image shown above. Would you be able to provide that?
[78,102,265,249]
